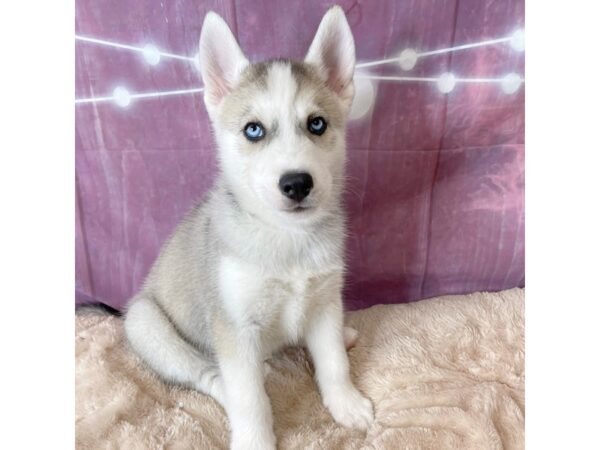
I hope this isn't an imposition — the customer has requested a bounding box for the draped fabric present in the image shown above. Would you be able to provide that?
[75,0,524,310]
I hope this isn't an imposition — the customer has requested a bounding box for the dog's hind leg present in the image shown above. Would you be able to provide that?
[124,297,226,406]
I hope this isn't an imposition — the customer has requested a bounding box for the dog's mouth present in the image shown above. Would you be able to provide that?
[291,205,313,213]
[283,204,315,214]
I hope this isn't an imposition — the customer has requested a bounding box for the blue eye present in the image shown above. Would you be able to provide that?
[308,116,327,135]
[243,122,265,141]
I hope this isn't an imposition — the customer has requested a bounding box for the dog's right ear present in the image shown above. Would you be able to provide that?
[198,12,249,118]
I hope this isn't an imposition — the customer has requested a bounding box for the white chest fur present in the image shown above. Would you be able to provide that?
[276,277,311,343]
[218,256,340,349]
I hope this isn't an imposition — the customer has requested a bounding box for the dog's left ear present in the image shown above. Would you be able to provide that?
[305,6,356,110]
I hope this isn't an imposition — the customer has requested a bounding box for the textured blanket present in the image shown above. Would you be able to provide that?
[76,288,524,449]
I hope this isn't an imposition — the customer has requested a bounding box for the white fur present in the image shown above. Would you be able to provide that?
[124,7,371,450]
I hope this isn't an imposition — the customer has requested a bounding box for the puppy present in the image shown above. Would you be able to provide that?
[124,6,373,449]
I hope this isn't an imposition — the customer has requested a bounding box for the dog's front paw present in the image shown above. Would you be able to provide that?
[324,385,374,430]
[230,429,276,450]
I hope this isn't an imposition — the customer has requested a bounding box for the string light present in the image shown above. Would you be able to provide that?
[75,87,204,107]
[356,30,524,70]
[142,44,161,65]
[348,76,376,120]
[74,29,524,113]
[501,73,523,94]
[510,30,525,51]
[356,73,524,95]
[437,73,456,93]
[75,35,196,63]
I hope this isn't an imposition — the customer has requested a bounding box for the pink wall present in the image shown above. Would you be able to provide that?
[75,0,524,310]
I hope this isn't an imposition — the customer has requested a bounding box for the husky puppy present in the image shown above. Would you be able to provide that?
[124,6,373,449]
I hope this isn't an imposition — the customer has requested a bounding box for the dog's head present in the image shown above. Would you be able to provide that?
[198,6,355,226]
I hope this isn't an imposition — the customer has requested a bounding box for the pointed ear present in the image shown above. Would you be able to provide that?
[305,6,356,109]
[198,12,249,117]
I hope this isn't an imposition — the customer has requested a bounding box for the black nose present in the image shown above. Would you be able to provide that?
[278,172,314,202]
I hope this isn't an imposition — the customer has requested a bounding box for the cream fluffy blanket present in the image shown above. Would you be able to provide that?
[76,289,524,449]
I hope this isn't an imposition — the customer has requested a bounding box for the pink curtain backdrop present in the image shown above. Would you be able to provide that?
[75,0,524,311]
